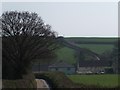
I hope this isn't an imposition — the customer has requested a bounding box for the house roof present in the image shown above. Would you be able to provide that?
[48,61,74,68]
[79,60,110,67]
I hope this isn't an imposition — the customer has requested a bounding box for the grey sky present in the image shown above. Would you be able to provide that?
[2,2,118,37]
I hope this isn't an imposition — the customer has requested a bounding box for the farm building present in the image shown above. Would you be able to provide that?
[32,60,76,74]
[48,61,76,74]
[77,60,110,74]
[32,59,111,74]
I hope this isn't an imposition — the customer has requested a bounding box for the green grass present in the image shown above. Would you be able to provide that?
[56,44,114,64]
[68,74,119,88]
[78,44,114,54]
[66,37,116,54]
[65,37,117,43]
[55,37,116,64]
[56,46,76,64]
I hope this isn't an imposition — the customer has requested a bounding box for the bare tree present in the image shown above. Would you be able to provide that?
[1,11,59,79]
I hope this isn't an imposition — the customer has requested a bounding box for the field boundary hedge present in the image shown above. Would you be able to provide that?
[2,73,37,89]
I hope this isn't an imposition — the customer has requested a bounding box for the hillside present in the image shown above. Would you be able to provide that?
[65,37,116,44]
[56,37,117,64]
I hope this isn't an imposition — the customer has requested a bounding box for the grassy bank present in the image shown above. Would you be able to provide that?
[78,44,114,54]
[68,74,119,88]
[2,73,37,89]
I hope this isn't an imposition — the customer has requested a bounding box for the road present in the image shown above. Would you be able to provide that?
[35,79,50,90]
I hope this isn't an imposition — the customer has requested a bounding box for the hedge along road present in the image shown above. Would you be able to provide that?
[35,79,50,90]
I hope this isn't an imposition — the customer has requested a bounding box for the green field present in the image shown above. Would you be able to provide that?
[56,37,117,64]
[68,74,119,88]
[65,37,117,43]
[78,44,114,54]
[56,46,76,64]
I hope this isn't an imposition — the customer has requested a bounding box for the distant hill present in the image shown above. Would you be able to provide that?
[56,37,117,64]
[65,37,116,44]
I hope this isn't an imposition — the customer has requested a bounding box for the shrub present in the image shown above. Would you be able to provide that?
[104,67,114,74]
[34,71,75,88]
[2,73,37,89]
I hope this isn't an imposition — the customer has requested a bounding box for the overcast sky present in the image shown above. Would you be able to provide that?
[2,2,118,37]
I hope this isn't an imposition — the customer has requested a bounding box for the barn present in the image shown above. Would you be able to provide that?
[48,61,76,74]
[77,60,110,74]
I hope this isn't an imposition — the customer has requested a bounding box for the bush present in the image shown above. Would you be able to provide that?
[2,73,37,89]
[34,71,75,88]
[105,67,114,74]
